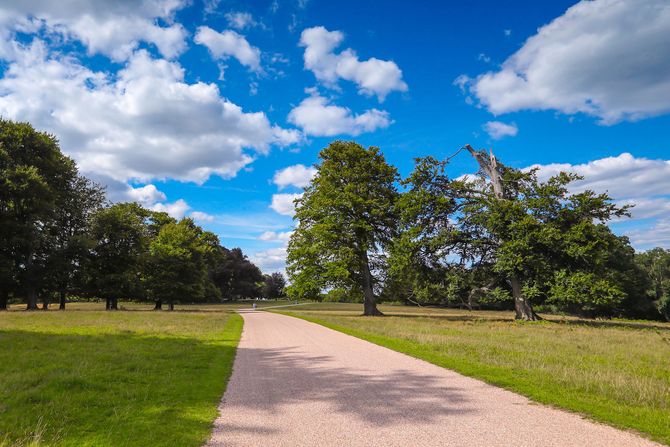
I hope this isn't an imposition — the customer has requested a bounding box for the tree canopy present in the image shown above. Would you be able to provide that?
[287,141,399,316]
[0,119,265,310]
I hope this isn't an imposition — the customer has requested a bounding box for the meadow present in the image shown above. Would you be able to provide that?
[0,303,251,447]
[279,303,670,445]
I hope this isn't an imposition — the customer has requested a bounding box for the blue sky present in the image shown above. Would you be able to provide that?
[1,0,669,272]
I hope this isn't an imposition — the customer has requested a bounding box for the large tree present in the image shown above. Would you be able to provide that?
[636,248,670,320]
[145,219,209,310]
[43,175,105,309]
[394,147,633,320]
[0,119,77,310]
[287,141,399,316]
[263,272,287,300]
[88,203,151,310]
[462,148,633,319]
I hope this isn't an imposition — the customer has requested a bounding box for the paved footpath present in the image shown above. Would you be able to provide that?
[206,310,661,447]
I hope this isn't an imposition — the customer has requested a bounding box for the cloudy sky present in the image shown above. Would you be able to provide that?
[0,0,669,272]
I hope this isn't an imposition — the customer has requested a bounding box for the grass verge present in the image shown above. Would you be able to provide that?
[279,305,670,445]
[0,306,243,447]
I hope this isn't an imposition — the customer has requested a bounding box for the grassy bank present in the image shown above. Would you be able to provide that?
[279,304,670,445]
[0,304,243,446]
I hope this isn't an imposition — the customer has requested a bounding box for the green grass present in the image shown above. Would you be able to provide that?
[0,304,244,447]
[279,303,670,445]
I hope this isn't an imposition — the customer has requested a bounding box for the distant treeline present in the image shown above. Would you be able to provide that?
[0,119,285,310]
[287,141,670,321]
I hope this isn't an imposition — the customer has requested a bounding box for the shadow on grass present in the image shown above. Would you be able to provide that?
[0,328,238,447]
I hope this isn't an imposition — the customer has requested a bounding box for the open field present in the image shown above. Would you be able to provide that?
[278,303,670,445]
[0,304,243,446]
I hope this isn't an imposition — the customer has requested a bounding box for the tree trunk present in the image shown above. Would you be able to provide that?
[41,297,49,310]
[59,290,66,310]
[110,297,118,310]
[0,290,8,310]
[510,276,540,321]
[154,299,162,310]
[26,286,38,310]
[361,250,383,316]
[168,301,174,311]
[105,297,111,310]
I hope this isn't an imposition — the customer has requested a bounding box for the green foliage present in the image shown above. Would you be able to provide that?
[658,294,670,322]
[0,119,93,309]
[393,150,636,319]
[322,288,363,303]
[210,247,263,300]
[88,203,151,307]
[636,248,670,320]
[262,272,286,299]
[548,270,625,316]
[287,141,399,315]
[145,219,210,307]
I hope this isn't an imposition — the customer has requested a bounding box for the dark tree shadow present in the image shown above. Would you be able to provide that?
[219,344,476,430]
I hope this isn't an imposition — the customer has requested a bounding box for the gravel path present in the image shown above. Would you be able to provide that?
[206,310,661,447]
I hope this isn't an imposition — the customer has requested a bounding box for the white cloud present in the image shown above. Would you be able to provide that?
[464,0,670,124]
[273,164,316,189]
[151,199,190,219]
[190,211,215,222]
[126,184,167,205]
[627,220,670,249]
[528,152,670,248]
[270,193,302,216]
[252,246,287,272]
[288,91,391,136]
[299,26,407,101]
[225,12,257,30]
[0,1,188,62]
[258,230,293,242]
[195,26,261,71]
[529,153,670,200]
[0,44,299,185]
[483,121,518,139]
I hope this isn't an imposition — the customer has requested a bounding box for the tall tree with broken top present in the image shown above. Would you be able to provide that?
[460,145,630,320]
[287,141,399,316]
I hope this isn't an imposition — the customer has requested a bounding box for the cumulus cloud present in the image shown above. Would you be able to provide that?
[463,0,670,124]
[270,193,302,216]
[150,199,190,219]
[288,91,391,136]
[529,153,670,201]
[627,220,670,249]
[252,246,287,272]
[0,0,188,61]
[483,121,518,139]
[190,211,215,222]
[273,164,316,189]
[0,44,299,185]
[528,152,670,247]
[299,26,407,101]
[195,26,261,71]
[225,12,257,30]
[126,184,167,205]
[258,230,293,242]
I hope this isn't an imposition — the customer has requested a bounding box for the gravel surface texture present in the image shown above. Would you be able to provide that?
[206,310,661,447]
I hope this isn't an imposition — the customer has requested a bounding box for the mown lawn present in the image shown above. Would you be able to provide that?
[0,304,243,447]
[280,303,670,445]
